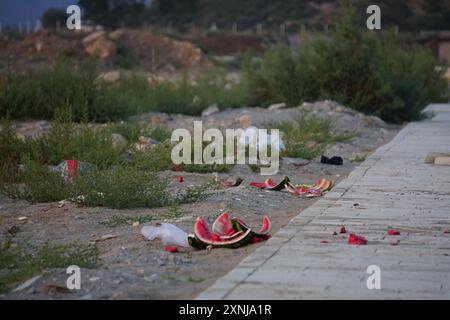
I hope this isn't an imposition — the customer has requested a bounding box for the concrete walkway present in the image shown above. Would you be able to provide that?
[197,104,450,300]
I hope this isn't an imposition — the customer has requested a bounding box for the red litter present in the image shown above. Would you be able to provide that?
[320,240,329,244]
[165,246,178,253]
[340,226,347,234]
[387,229,400,236]
[348,233,368,245]
[332,231,338,236]
[177,176,183,183]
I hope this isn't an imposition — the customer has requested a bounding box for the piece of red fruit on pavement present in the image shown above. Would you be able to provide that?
[348,233,368,245]
[177,176,183,183]
[340,226,347,234]
[387,229,400,236]
[165,246,178,253]
[320,240,329,244]
[332,231,338,236]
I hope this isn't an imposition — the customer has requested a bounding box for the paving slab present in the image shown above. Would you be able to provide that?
[196,104,450,300]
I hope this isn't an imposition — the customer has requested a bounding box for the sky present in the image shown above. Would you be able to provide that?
[0,0,80,27]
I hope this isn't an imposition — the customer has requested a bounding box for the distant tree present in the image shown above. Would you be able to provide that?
[78,0,146,28]
[41,8,67,28]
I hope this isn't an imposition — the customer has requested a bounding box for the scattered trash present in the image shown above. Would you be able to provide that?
[132,221,140,227]
[52,160,97,182]
[250,176,334,198]
[188,212,271,250]
[286,178,333,198]
[165,246,178,253]
[321,155,343,166]
[387,229,400,236]
[17,216,28,221]
[320,240,329,244]
[177,176,184,183]
[141,223,189,247]
[332,231,338,236]
[348,233,368,245]
[340,226,347,234]
[249,176,290,190]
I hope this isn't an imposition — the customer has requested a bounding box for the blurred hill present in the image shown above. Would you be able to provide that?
[77,0,450,31]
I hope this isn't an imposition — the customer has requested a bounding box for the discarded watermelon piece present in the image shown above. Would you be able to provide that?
[177,176,183,183]
[189,217,253,249]
[332,231,338,236]
[285,182,308,196]
[165,246,178,253]
[320,240,329,244]
[231,216,271,237]
[348,233,368,245]
[212,212,235,236]
[387,229,400,236]
[340,226,347,234]
[249,176,290,191]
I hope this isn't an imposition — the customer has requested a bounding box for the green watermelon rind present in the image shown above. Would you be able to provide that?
[231,217,271,238]
[188,229,253,249]
[265,176,290,191]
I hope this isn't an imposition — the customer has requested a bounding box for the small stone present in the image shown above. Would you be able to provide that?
[97,71,120,83]
[89,277,100,282]
[111,133,127,148]
[17,216,28,221]
[201,104,220,117]
[132,221,140,227]
[268,102,286,111]
[238,115,252,128]
[434,156,450,166]
[151,114,167,125]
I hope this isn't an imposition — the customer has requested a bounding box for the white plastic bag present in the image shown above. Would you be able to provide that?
[141,223,189,247]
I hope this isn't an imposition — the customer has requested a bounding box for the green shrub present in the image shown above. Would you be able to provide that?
[271,111,352,159]
[243,3,448,123]
[0,64,247,122]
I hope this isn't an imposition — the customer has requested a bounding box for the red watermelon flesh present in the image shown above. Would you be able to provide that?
[212,212,235,236]
[191,217,253,249]
[232,216,271,236]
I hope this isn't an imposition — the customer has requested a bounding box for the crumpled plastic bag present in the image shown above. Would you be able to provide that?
[141,223,189,247]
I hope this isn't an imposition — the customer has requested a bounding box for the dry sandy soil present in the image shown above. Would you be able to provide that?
[0,101,400,299]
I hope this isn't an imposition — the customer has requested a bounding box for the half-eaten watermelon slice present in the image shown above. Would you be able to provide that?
[231,215,271,238]
[212,212,236,236]
[249,176,290,191]
[188,217,253,249]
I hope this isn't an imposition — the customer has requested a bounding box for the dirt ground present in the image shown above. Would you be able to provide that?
[0,102,400,300]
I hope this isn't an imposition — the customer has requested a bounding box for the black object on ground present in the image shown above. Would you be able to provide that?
[321,155,343,165]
